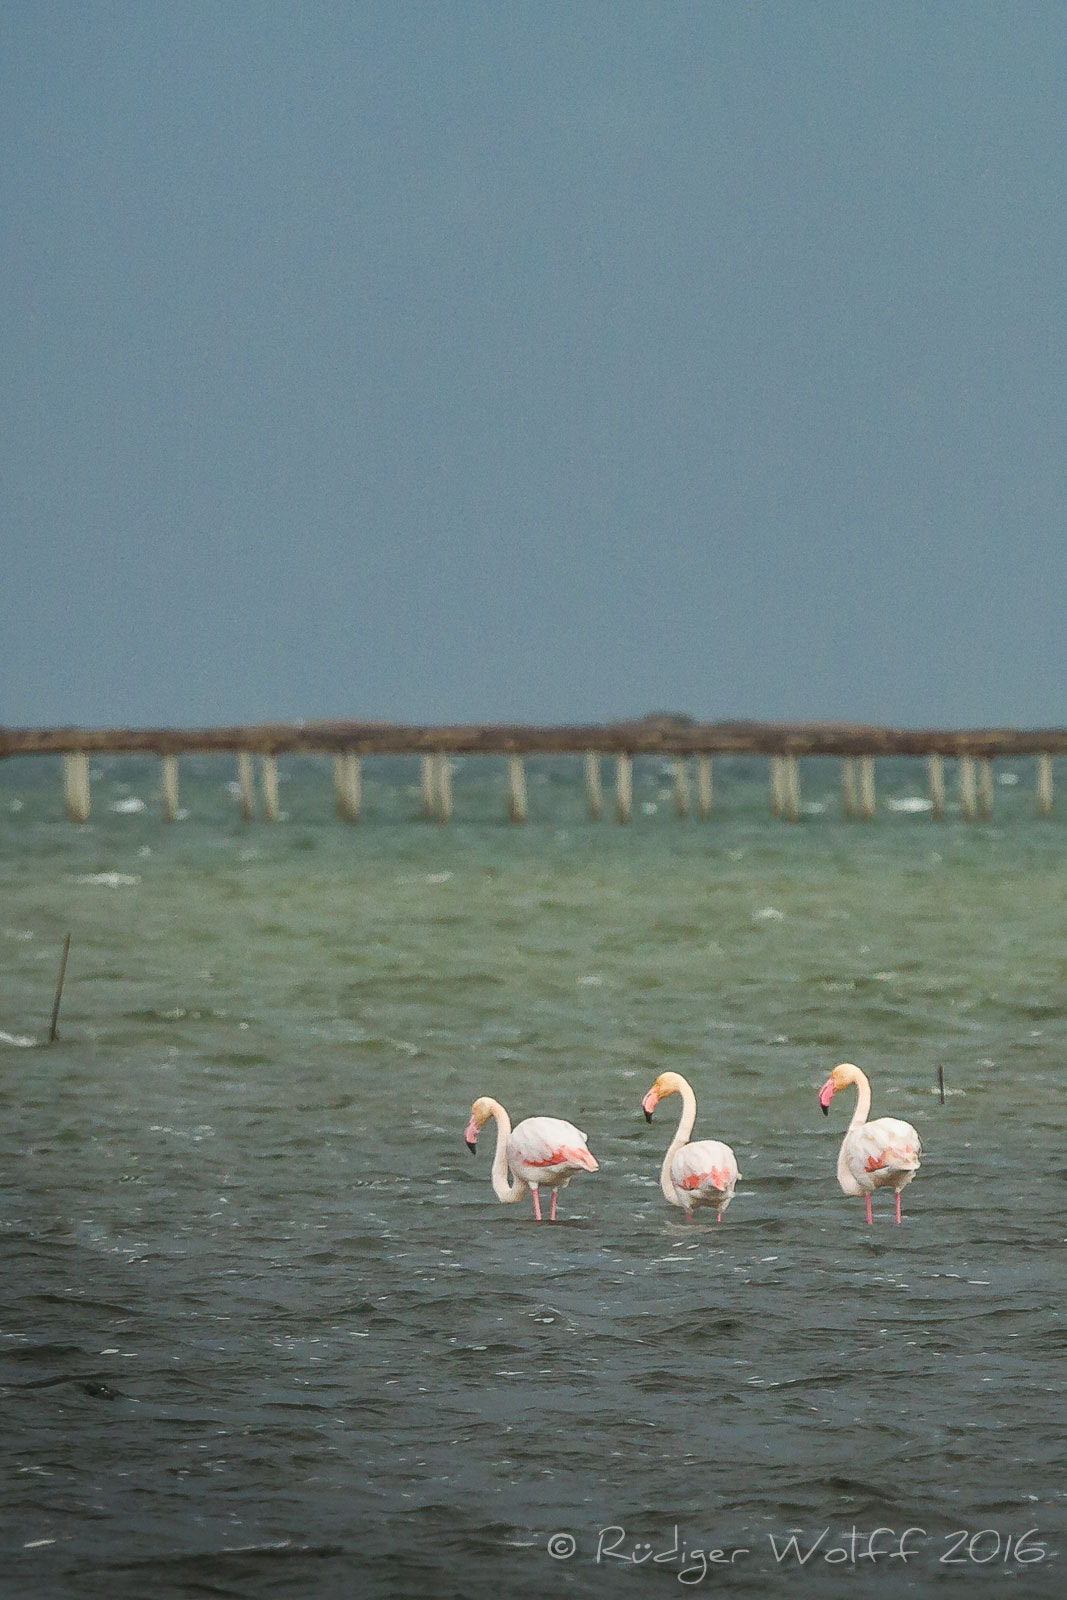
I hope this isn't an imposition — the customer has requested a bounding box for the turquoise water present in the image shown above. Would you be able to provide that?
[1,754,1065,1598]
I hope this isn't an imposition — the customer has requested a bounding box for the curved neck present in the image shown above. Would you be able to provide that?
[845,1070,872,1128]
[660,1080,697,1202]
[484,1099,526,1203]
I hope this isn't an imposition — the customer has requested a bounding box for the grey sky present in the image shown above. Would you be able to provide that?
[3,2,1064,728]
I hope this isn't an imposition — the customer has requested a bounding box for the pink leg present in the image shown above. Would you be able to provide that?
[716,1209,722,1223]
[531,1187,542,1222]
[865,1194,873,1225]
[549,1189,558,1222]
[895,1190,902,1225]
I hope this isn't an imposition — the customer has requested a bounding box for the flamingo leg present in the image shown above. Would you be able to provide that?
[531,1186,542,1222]
[895,1190,902,1225]
[865,1194,873,1225]
[549,1189,558,1222]
[716,1208,722,1223]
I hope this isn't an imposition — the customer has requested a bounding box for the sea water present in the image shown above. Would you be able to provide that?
[1,754,1064,1598]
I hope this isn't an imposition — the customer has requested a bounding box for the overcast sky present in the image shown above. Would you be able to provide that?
[3,2,1064,729]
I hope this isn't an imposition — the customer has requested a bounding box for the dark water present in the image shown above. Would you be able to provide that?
[1,755,1064,1597]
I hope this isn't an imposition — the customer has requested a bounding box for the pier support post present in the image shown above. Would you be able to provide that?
[420,754,437,819]
[841,759,858,819]
[859,756,876,821]
[160,754,180,822]
[696,755,713,819]
[783,755,800,822]
[260,756,279,822]
[584,752,602,820]
[769,756,784,817]
[978,758,994,820]
[958,755,977,821]
[236,753,255,821]
[927,753,945,818]
[334,753,361,822]
[507,755,527,823]
[1037,753,1054,816]
[673,757,690,818]
[615,754,632,823]
[63,753,90,823]
[435,754,453,822]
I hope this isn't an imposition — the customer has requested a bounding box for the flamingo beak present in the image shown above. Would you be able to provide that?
[642,1088,658,1123]
[818,1078,835,1116]
[464,1114,478,1153]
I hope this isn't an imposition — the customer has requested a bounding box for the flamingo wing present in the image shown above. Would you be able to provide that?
[844,1117,921,1190]
[508,1117,599,1180]
[670,1139,739,1209]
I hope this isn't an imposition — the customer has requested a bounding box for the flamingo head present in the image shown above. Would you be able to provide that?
[818,1063,855,1115]
[465,1096,494,1153]
[642,1071,684,1122]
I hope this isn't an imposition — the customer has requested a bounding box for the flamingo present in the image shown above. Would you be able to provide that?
[463,1096,599,1221]
[641,1071,739,1221]
[818,1062,921,1223]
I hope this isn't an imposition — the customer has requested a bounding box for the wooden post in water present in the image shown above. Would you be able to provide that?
[63,753,91,823]
[420,754,437,819]
[333,753,361,822]
[769,756,783,817]
[1037,752,1054,816]
[261,755,279,822]
[160,754,180,822]
[236,752,255,821]
[841,758,858,819]
[435,754,453,822]
[783,756,801,822]
[978,758,994,820]
[507,755,527,823]
[927,753,945,818]
[673,757,690,818]
[615,753,633,822]
[696,755,713,819]
[958,755,978,821]
[859,755,876,821]
[584,752,602,820]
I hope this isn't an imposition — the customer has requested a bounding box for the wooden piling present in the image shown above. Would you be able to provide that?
[841,758,858,819]
[1037,752,1054,816]
[783,755,801,822]
[584,751,602,820]
[507,755,527,823]
[333,752,361,822]
[615,753,632,823]
[261,755,279,822]
[421,754,437,819]
[769,756,783,817]
[160,754,179,822]
[63,753,91,823]
[673,757,690,818]
[859,755,876,821]
[958,755,977,821]
[927,753,945,818]
[236,752,255,821]
[435,753,453,822]
[978,757,994,820]
[696,755,713,819]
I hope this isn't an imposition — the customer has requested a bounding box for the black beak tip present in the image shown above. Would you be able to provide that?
[643,1109,653,1124]
[820,1103,829,1117]
[465,1139,477,1154]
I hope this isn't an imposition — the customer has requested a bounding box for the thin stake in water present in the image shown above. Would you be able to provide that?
[49,932,71,1042]
[937,1063,945,1105]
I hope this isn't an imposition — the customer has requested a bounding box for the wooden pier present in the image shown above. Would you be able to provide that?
[0,717,1062,824]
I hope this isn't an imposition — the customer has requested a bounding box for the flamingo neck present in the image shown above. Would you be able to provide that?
[660,1080,697,1204]
[845,1069,872,1128]
[484,1099,526,1204]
